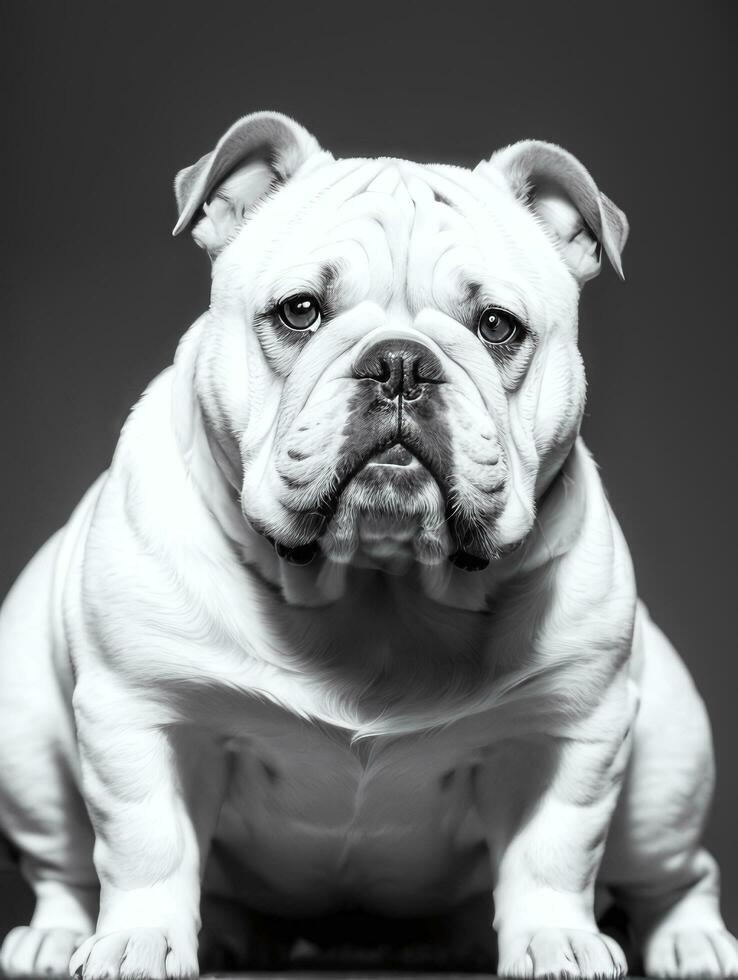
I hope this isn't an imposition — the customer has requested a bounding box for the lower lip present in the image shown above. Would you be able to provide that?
[369,444,414,466]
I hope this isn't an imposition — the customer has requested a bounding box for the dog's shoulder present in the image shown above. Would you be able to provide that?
[91,316,233,564]
[71,328,275,686]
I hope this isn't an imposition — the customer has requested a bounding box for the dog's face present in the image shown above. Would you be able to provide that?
[174,113,627,574]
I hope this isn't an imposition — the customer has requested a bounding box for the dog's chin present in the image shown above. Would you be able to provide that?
[318,447,451,571]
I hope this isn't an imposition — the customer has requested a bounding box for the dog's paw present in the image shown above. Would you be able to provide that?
[69,928,198,980]
[0,926,85,978]
[498,927,627,978]
[644,928,738,978]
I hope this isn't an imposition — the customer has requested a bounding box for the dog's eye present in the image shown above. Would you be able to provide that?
[477,308,520,346]
[277,294,322,332]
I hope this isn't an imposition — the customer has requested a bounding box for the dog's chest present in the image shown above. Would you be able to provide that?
[210,715,492,913]
[230,569,520,735]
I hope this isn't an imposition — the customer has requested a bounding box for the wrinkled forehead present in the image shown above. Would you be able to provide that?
[228,157,560,319]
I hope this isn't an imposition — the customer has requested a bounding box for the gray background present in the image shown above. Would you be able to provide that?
[1,0,736,945]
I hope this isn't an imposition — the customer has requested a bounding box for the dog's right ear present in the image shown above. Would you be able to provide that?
[172,111,326,257]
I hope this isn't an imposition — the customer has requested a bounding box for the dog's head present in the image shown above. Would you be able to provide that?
[173,112,627,577]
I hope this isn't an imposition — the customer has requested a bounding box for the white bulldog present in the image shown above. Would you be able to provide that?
[0,111,735,980]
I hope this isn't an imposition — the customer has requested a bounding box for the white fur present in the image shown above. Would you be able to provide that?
[0,113,735,980]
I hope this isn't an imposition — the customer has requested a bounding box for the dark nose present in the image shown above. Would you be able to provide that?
[352,339,444,400]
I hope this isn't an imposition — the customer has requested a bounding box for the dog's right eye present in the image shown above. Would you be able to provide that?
[277,294,322,332]
[477,307,520,347]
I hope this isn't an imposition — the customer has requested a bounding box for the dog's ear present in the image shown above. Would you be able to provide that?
[476,140,628,283]
[172,111,325,257]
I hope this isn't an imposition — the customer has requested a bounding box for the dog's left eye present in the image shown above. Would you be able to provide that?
[477,307,520,346]
[277,294,322,332]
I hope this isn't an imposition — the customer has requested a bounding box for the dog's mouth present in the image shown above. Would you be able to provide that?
[269,437,503,572]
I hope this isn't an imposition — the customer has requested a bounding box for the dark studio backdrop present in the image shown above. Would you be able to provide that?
[1,0,736,949]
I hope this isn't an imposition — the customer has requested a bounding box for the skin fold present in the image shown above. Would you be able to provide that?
[0,112,735,980]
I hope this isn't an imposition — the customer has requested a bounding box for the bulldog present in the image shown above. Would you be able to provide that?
[0,111,735,980]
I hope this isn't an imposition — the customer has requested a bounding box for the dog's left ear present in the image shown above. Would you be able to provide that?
[476,140,628,283]
[172,111,326,257]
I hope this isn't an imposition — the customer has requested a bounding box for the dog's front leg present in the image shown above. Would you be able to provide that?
[69,680,226,980]
[481,675,638,979]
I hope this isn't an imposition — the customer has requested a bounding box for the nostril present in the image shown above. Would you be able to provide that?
[412,362,438,387]
[413,351,445,386]
[376,358,392,384]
